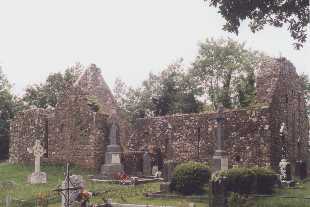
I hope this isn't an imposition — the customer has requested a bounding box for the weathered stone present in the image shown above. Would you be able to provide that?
[100,114,124,179]
[27,172,47,184]
[143,152,152,177]
[162,160,178,182]
[27,139,47,184]
[160,182,171,193]
[61,175,85,207]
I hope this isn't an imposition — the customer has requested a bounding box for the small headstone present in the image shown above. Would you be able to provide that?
[163,160,178,182]
[27,139,47,184]
[295,160,307,180]
[142,152,152,176]
[61,175,85,207]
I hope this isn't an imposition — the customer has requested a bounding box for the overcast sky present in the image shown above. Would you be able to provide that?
[0,0,309,95]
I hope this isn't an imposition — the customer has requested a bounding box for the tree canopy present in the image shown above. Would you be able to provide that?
[23,63,83,108]
[206,0,309,49]
[113,60,203,123]
[190,38,267,109]
[0,69,24,160]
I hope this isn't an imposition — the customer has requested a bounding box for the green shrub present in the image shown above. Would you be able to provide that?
[170,162,210,195]
[219,168,256,194]
[252,167,277,194]
[212,167,278,195]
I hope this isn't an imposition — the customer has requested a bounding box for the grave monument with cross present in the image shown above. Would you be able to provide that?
[27,139,47,184]
[100,112,124,179]
[212,103,228,173]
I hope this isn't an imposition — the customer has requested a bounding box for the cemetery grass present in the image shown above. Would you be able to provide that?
[0,163,206,207]
[254,179,310,207]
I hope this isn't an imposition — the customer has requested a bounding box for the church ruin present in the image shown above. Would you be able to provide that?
[9,58,309,174]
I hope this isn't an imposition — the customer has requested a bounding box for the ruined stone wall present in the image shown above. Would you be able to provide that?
[129,107,272,168]
[266,58,309,169]
[48,87,109,169]
[9,108,52,164]
[128,58,309,172]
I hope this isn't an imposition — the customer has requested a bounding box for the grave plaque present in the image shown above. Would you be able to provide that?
[111,153,121,164]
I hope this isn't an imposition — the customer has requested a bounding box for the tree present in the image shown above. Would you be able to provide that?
[190,38,265,109]
[206,0,309,49]
[113,60,203,123]
[23,63,83,108]
[0,68,25,160]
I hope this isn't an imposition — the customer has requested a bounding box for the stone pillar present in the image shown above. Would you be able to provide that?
[212,104,228,173]
[100,115,124,179]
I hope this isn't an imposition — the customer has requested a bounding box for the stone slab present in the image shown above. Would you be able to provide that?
[27,172,47,184]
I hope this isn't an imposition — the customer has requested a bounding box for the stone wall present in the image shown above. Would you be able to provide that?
[48,86,109,169]
[9,108,52,164]
[267,58,309,169]
[129,107,272,168]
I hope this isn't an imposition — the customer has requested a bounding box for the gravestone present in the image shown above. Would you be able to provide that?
[61,175,85,207]
[212,104,228,173]
[295,160,307,180]
[27,139,47,184]
[160,160,178,193]
[162,160,178,182]
[100,114,124,179]
[142,151,152,177]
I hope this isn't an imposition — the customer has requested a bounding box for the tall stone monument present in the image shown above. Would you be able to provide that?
[100,114,124,179]
[27,139,47,184]
[212,104,228,173]
[279,122,292,182]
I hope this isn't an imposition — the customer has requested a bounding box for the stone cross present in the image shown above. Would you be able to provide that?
[27,139,46,173]
[212,103,228,173]
[216,104,225,151]
[109,114,118,145]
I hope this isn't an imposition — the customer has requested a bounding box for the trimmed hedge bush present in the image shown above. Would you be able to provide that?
[222,167,256,194]
[212,167,277,195]
[170,162,211,195]
[252,167,277,194]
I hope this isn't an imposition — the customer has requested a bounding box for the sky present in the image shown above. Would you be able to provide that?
[0,0,309,95]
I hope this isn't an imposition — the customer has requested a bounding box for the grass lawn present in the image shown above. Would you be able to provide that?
[0,163,207,207]
[1,162,310,207]
[254,179,310,207]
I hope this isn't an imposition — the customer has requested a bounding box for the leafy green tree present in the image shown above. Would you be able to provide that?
[206,0,309,49]
[113,60,203,123]
[0,69,25,160]
[190,38,265,109]
[23,63,83,108]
